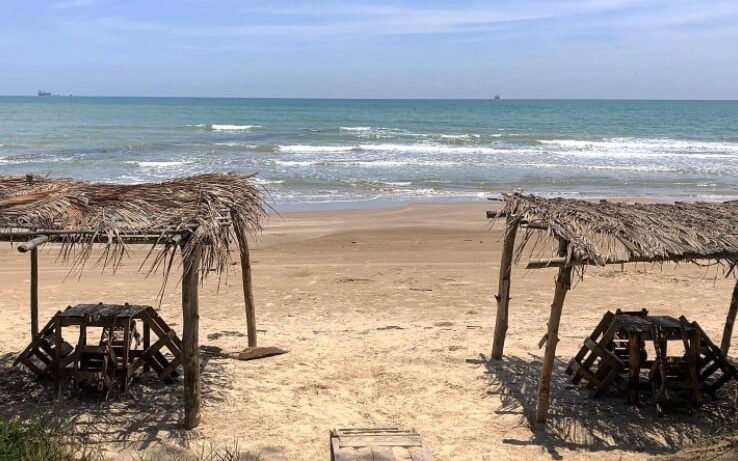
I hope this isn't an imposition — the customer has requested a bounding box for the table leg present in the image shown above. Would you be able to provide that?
[688,329,702,404]
[660,337,667,357]
[54,316,62,395]
[121,322,130,393]
[628,332,641,404]
[143,323,150,373]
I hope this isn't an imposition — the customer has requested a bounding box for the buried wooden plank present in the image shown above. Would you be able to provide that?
[331,428,433,460]
[200,345,288,361]
[337,436,422,448]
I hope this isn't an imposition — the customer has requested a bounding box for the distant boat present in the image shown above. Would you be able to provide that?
[37,90,51,96]
[494,95,501,100]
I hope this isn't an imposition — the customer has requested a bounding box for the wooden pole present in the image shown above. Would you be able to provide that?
[30,247,39,338]
[535,239,572,424]
[720,278,738,355]
[234,220,257,348]
[18,235,49,253]
[492,217,518,359]
[181,241,202,429]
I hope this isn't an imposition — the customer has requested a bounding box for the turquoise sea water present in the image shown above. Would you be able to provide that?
[1,97,736,210]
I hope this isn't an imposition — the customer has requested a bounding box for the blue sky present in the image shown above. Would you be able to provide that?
[1,0,737,98]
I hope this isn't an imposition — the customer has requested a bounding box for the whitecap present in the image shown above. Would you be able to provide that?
[537,138,738,159]
[439,134,480,139]
[278,145,356,154]
[125,160,190,169]
[211,124,261,131]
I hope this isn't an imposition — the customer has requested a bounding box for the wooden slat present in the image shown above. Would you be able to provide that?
[338,436,422,448]
[331,429,433,461]
[336,428,404,434]
[575,318,622,382]
[159,355,182,380]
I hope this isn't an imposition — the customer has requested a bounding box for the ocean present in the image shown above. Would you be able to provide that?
[1,97,736,211]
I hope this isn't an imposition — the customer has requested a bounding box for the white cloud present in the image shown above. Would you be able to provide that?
[54,0,738,40]
[51,0,98,9]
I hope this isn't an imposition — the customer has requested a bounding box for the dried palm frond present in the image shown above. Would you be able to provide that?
[498,193,738,267]
[0,173,267,287]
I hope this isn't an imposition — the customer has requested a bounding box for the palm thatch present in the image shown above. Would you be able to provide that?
[500,193,738,268]
[0,173,267,283]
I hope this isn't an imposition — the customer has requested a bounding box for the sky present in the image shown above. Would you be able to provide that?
[1,0,737,99]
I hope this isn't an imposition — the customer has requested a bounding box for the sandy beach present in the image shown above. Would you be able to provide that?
[1,201,736,460]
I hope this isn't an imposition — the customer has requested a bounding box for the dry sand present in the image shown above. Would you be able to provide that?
[0,202,736,460]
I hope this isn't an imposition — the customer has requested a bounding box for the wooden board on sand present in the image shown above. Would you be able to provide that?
[330,428,433,460]
[200,345,288,361]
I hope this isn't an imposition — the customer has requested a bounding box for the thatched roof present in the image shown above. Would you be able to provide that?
[0,173,266,281]
[500,193,738,267]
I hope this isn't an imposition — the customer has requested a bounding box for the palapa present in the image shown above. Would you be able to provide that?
[499,193,738,267]
[488,193,738,424]
[0,172,267,430]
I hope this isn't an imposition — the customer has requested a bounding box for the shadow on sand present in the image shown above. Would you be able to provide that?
[0,351,234,453]
[475,353,738,460]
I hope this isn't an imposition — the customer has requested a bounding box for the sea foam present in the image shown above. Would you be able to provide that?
[211,124,261,131]
[190,124,261,131]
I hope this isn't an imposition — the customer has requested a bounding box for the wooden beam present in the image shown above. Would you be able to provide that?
[233,220,257,347]
[30,248,39,338]
[2,229,193,247]
[526,252,738,269]
[720,278,738,355]
[18,235,49,253]
[5,233,182,246]
[181,242,202,429]
[535,239,572,424]
[526,257,571,269]
[492,217,518,359]
[485,212,548,230]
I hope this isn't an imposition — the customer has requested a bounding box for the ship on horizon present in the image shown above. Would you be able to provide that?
[37,90,51,96]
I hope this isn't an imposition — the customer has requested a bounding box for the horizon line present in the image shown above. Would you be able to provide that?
[2,95,738,102]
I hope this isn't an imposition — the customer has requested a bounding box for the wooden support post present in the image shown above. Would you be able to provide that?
[492,217,518,359]
[30,248,39,338]
[720,278,738,355]
[535,239,572,424]
[181,242,202,429]
[234,220,257,348]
